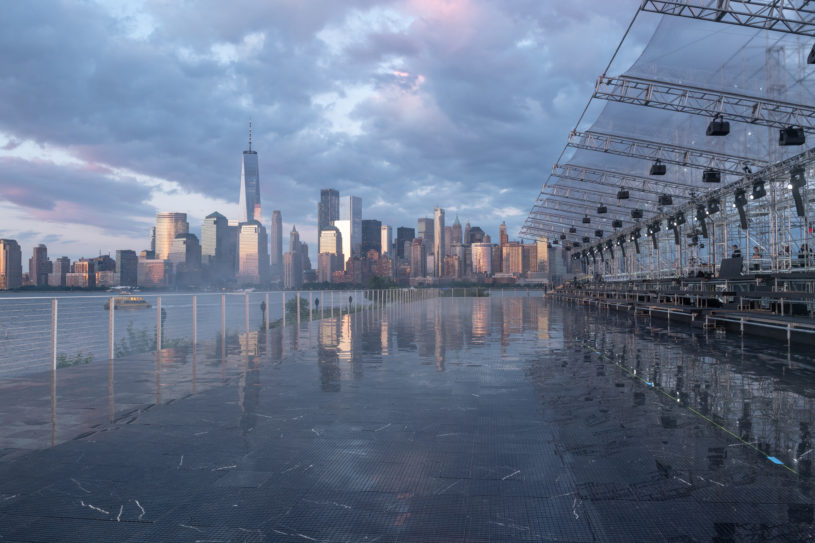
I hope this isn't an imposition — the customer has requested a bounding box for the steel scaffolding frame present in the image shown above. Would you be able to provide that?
[639,1,815,37]
[567,130,766,175]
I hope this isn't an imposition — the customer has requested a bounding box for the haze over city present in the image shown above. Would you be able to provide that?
[0,1,646,263]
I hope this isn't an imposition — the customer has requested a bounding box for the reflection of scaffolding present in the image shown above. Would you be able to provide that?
[521,2,815,284]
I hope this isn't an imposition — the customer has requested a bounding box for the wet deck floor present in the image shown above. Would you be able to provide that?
[0,296,814,541]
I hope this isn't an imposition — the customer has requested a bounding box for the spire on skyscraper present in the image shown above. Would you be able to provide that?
[248,120,252,152]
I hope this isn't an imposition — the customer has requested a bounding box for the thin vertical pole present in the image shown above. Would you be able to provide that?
[297,291,301,323]
[50,298,58,446]
[309,291,313,321]
[282,292,286,327]
[192,296,197,350]
[108,296,115,361]
[108,296,115,423]
[156,297,162,352]
[221,294,226,378]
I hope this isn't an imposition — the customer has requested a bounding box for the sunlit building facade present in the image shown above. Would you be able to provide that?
[155,212,189,261]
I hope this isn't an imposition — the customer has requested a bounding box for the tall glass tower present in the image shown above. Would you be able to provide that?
[239,122,261,223]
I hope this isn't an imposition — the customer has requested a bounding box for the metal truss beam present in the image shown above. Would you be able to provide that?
[536,191,646,213]
[567,130,766,175]
[542,184,658,206]
[528,208,632,229]
[554,163,699,198]
[594,75,815,131]
[639,1,815,38]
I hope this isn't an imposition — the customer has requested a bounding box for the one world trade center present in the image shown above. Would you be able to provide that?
[239,122,261,222]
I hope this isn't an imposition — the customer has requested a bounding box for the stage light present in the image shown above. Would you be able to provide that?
[703,169,721,183]
[695,205,709,238]
[612,219,623,228]
[582,215,591,224]
[569,226,577,233]
[560,233,566,240]
[707,198,720,215]
[706,113,729,136]
[597,205,608,214]
[790,165,807,217]
[779,126,805,146]
[617,189,630,200]
[734,188,748,229]
[675,211,686,225]
[631,208,643,219]
[751,179,766,200]
[658,194,673,206]
[595,229,604,238]
[650,159,666,176]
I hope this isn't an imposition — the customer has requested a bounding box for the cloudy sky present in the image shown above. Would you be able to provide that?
[0,0,650,261]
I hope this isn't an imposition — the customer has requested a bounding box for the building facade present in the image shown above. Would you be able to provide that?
[0,239,22,290]
[434,207,445,277]
[155,212,189,261]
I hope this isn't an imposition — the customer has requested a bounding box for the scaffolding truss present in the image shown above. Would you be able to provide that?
[567,130,766,175]
[639,0,815,38]
[594,75,815,131]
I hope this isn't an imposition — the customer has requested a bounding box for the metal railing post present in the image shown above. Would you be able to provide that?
[50,298,58,446]
[192,295,197,350]
[282,292,286,327]
[156,297,162,352]
[108,296,115,423]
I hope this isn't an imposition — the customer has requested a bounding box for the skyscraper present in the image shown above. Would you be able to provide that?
[499,222,508,247]
[202,212,231,282]
[452,216,462,245]
[116,250,138,287]
[238,122,261,223]
[318,226,343,282]
[410,238,426,278]
[155,212,189,260]
[471,243,492,275]
[170,233,202,276]
[318,189,340,234]
[340,196,362,258]
[361,219,382,255]
[237,220,269,285]
[395,227,415,260]
[49,256,71,287]
[289,225,301,254]
[270,210,283,281]
[434,207,445,277]
[0,239,22,290]
[381,225,393,258]
[29,244,51,286]
[417,218,434,242]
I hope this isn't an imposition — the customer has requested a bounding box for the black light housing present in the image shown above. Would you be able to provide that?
[631,208,643,219]
[808,43,815,64]
[617,189,630,200]
[595,229,604,237]
[789,165,807,217]
[582,236,591,243]
[648,221,661,235]
[706,113,730,136]
[560,233,567,240]
[695,205,709,238]
[658,194,673,206]
[569,226,577,233]
[606,240,615,259]
[751,179,766,200]
[617,236,627,258]
[707,198,721,215]
[612,219,623,228]
[650,159,667,176]
[675,211,686,225]
[734,188,748,230]
[597,205,608,214]
[573,241,581,248]
[582,215,591,224]
[779,126,805,146]
[703,169,721,183]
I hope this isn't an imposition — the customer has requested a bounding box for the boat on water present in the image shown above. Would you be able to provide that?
[104,295,152,310]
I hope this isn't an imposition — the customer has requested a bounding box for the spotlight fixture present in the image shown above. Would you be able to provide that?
[597,204,608,214]
[695,205,709,238]
[612,219,623,229]
[560,233,567,240]
[630,228,641,254]
[658,194,673,206]
[573,241,581,248]
[582,215,591,224]
[617,236,627,258]
[751,179,766,200]
[617,189,630,200]
[703,169,722,183]
[789,165,807,217]
[606,240,615,259]
[650,159,667,176]
[779,126,806,146]
[647,221,661,235]
[734,188,748,229]
[595,229,604,238]
[706,113,730,136]
[569,226,577,233]
[809,43,815,64]
[582,236,591,243]
[675,211,686,225]
[631,208,643,219]
[707,198,721,215]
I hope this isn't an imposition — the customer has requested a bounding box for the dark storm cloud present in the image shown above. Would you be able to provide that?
[0,0,643,248]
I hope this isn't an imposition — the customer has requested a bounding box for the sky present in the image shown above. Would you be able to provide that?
[0,0,651,262]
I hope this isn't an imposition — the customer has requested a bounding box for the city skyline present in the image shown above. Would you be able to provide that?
[0,1,649,262]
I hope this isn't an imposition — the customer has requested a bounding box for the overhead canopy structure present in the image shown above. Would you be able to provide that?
[521,1,815,280]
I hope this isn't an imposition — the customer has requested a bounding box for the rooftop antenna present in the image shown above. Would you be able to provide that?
[248,120,252,152]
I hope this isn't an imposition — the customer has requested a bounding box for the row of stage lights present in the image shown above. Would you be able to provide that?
[566,165,807,261]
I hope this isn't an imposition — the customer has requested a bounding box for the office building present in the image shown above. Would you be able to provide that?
[149,227,156,254]
[499,222,508,247]
[155,212,189,260]
[239,123,261,222]
[28,244,51,287]
[444,226,453,257]
[452,216,462,245]
[463,220,471,246]
[434,207,445,277]
[202,212,227,269]
[410,239,426,278]
[339,196,362,258]
[417,218,433,242]
[361,219,382,255]
[67,259,95,288]
[0,239,22,290]
[502,243,523,275]
[396,227,414,259]
[381,225,392,258]
[318,189,340,234]
[170,233,203,285]
[116,250,138,287]
[522,243,538,275]
[138,257,171,287]
[237,221,269,285]
[270,210,283,281]
[48,256,71,287]
[472,243,492,275]
[283,251,303,289]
